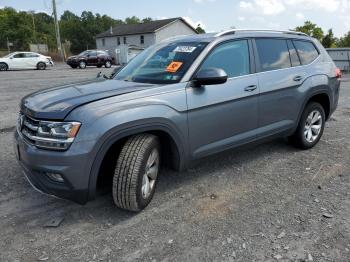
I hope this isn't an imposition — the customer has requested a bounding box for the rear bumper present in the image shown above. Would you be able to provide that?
[14,129,95,204]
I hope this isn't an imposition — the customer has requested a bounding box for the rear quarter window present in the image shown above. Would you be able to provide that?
[255,39,291,72]
[97,51,108,56]
[292,40,319,65]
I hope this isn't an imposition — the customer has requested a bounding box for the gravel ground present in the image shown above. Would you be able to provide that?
[0,65,349,262]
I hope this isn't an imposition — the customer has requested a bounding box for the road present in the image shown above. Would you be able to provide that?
[0,65,349,261]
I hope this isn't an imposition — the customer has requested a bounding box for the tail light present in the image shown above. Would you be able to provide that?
[335,68,342,79]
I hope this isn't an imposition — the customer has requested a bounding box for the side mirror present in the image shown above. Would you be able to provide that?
[193,68,228,87]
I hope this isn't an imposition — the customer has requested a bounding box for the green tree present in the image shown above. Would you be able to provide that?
[142,17,153,23]
[0,7,58,51]
[125,16,141,24]
[337,31,350,47]
[322,29,337,48]
[60,10,123,53]
[295,21,324,41]
[0,7,35,50]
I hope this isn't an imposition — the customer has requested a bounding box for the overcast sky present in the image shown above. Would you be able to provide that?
[1,0,350,37]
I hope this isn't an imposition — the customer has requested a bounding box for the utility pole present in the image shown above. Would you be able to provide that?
[6,37,10,53]
[31,12,36,43]
[52,0,64,61]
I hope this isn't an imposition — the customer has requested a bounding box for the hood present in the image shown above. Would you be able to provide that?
[67,55,78,60]
[21,78,155,120]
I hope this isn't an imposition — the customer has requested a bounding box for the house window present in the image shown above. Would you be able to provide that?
[123,36,127,44]
[140,35,144,44]
[117,37,120,45]
[102,38,105,46]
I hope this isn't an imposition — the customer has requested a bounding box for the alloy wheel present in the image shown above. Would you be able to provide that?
[141,148,159,199]
[79,61,86,69]
[304,110,323,143]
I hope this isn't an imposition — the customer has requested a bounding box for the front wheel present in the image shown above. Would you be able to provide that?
[112,134,161,211]
[289,102,325,149]
[79,61,87,69]
[37,62,46,70]
[105,60,112,68]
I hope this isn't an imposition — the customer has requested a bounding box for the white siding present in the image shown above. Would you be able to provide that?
[96,33,155,54]
[155,20,196,43]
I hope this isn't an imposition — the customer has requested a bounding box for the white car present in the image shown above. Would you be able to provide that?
[0,52,54,71]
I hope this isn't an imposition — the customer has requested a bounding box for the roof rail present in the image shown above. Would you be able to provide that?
[215,29,308,37]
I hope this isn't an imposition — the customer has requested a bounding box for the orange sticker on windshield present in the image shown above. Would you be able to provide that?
[166,61,183,73]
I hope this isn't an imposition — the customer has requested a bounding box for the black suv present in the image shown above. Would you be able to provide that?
[66,50,113,69]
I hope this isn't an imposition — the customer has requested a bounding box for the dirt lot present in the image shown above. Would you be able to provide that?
[0,65,349,262]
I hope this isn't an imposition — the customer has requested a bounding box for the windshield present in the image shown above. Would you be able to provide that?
[78,51,89,56]
[114,42,208,84]
[3,52,15,58]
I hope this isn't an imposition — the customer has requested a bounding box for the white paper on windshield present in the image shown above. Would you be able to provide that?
[173,46,197,53]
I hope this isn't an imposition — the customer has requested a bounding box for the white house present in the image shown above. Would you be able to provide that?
[96,17,198,64]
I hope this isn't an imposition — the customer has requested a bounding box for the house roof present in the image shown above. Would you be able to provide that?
[96,17,197,38]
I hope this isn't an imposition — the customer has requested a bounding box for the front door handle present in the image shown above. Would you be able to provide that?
[293,76,303,82]
[244,85,257,92]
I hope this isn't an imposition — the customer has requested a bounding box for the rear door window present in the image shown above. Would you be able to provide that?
[255,39,291,72]
[200,40,250,78]
[25,53,39,58]
[13,53,25,58]
[292,40,319,65]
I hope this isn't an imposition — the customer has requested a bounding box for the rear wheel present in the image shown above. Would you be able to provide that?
[112,134,161,211]
[37,62,46,70]
[79,61,87,69]
[0,62,8,71]
[289,102,325,149]
[105,60,112,68]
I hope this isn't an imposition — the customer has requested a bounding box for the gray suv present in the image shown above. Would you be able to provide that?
[14,30,341,211]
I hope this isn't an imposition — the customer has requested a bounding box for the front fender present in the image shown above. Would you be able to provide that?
[86,120,188,200]
[68,102,189,201]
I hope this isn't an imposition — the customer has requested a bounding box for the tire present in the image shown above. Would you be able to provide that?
[37,62,46,70]
[112,134,161,211]
[105,60,112,68]
[79,61,87,69]
[289,102,325,149]
[0,62,8,71]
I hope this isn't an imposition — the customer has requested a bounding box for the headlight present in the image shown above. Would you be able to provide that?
[19,117,81,151]
[35,121,81,150]
[38,121,81,139]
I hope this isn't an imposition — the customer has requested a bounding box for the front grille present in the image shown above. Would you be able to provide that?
[19,113,40,145]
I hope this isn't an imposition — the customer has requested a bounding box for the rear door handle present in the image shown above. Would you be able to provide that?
[293,76,303,82]
[244,85,257,92]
